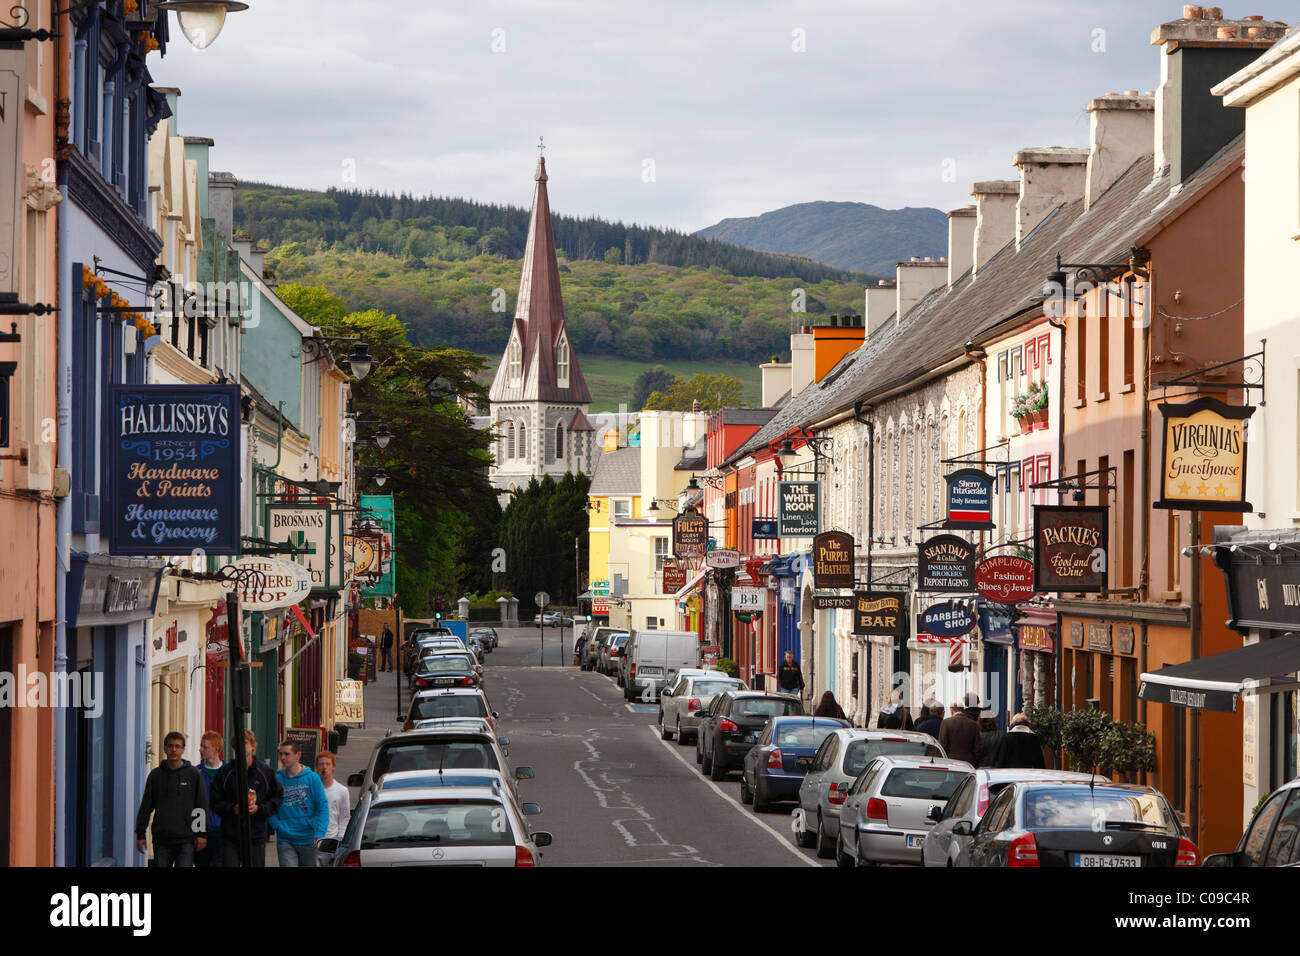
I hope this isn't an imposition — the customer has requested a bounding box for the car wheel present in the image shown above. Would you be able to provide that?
[675,719,691,746]
[624,681,634,702]
[660,715,674,740]
[740,774,753,804]
[709,752,727,781]
[695,734,704,764]
[700,744,713,775]
[753,779,771,814]
[795,809,816,847]
[815,812,835,860]
[835,831,855,869]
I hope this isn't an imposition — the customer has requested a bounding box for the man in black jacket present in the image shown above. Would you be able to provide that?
[777,652,805,697]
[135,731,209,867]
[210,729,283,867]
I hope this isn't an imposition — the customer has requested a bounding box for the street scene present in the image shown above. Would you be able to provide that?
[2,3,1300,929]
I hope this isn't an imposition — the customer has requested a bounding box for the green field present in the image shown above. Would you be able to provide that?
[475,355,763,413]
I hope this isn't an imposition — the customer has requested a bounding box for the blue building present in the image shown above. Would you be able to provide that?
[56,2,170,866]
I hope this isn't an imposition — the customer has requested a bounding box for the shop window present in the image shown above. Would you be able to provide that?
[1164,693,1187,811]
[1100,656,1114,717]
[654,537,669,572]
[1120,657,1137,724]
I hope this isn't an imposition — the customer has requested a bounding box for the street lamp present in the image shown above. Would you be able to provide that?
[156,1,249,50]
[345,341,374,381]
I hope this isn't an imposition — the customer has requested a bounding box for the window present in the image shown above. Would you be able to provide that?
[1076,312,1087,404]
[555,422,564,460]
[505,423,514,460]
[613,499,631,519]
[508,335,522,387]
[654,537,669,572]
[645,617,657,630]
[517,421,526,460]
[1242,789,1288,865]
[1123,279,1136,388]
[556,334,570,388]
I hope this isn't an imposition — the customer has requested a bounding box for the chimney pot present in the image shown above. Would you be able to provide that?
[1183,5,1203,19]
[1244,15,1264,20]
[1246,25,1266,37]
[830,314,839,327]
[1204,6,1223,19]
[1217,25,1237,38]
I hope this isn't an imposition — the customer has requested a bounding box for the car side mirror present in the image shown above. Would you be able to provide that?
[498,737,510,746]
[952,820,973,837]
[522,803,542,816]
[346,772,364,787]
[1201,852,1239,868]
[532,831,553,848]
[396,715,407,724]
[492,711,500,719]
[662,689,672,697]
[317,838,340,853]
[927,805,944,822]
[515,766,535,780]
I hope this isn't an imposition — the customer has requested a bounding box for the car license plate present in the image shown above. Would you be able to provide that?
[1072,854,1140,867]
[640,667,662,675]
[906,835,924,849]
[435,679,454,686]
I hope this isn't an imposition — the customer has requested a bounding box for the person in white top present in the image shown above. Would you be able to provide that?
[315,750,351,866]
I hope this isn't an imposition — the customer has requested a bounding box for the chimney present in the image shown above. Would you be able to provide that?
[812,315,865,381]
[895,257,947,323]
[760,360,793,407]
[1014,147,1089,245]
[864,279,896,336]
[1085,92,1155,209]
[946,206,977,285]
[208,171,238,242]
[790,327,815,397]
[1152,12,1288,185]
[970,181,1018,277]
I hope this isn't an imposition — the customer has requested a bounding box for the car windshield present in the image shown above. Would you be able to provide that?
[843,739,941,777]
[409,696,489,721]
[374,741,499,777]
[692,680,741,697]
[611,635,631,648]
[360,800,513,849]
[734,698,802,718]
[1021,788,1180,832]
[880,768,969,801]
[773,722,840,748]
[418,657,474,674]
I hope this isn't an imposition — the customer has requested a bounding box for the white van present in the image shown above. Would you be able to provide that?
[621,630,701,702]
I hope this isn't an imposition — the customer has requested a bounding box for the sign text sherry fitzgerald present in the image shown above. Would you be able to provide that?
[109,385,242,556]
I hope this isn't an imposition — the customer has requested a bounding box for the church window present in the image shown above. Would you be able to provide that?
[556,334,570,388]
[508,335,523,388]
[556,422,565,459]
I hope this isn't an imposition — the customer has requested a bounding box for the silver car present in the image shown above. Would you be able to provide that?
[325,771,551,867]
[346,727,529,795]
[922,768,1106,867]
[836,755,973,867]
[658,670,747,743]
[795,729,944,858]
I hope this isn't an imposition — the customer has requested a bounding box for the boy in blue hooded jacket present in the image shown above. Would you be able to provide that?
[269,739,329,866]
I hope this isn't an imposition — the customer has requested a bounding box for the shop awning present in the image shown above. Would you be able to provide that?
[674,569,709,602]
[1138,635,1300,713]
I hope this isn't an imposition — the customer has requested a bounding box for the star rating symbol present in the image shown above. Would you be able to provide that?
[1215,484,1228,497]
[1178,481,1191,496]
[1197,483,1210,496]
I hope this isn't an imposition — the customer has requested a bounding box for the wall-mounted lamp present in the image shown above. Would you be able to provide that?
[157,1,250,51]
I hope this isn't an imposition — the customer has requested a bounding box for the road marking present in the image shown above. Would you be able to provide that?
[646,726,820,867]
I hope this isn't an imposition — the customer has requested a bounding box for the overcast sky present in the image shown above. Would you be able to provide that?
[155,1,1178,233]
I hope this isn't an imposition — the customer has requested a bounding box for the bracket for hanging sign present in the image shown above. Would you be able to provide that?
[1030,466,1117,501]
[1156,341,1266,404]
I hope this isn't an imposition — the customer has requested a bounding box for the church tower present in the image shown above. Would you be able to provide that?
[488,154,596,497]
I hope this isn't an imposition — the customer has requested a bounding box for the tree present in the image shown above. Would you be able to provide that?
[642,373,746,412]
[603,246,622,265]
[620,326,654,361]
[633,365,675,409]
[498,472,591,611]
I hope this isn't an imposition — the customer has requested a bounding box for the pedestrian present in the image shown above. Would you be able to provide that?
[877,691,915,730]
[979,716,1007,769]
[998,712,1047,769]
[315,750,351,866]
[938,691,983,765]
[381,624,395,672]
[813,690,848,720]
[574,630,587,667]
[134,731,209,867]
[776,651,805,697]
[270,739,329,867]
[915,701,944,740]
[194,730,224,867]
[211,729,282,867]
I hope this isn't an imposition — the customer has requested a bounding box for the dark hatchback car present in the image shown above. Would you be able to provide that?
[697,691,804,781]
[741,716,849,811]
[962,781,1198,868]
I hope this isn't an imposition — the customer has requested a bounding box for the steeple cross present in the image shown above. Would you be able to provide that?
[538,135,545,157]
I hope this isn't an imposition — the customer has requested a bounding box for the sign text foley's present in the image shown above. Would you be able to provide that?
[109,385,241,555]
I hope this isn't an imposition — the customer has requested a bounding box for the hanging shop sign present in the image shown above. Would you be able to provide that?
[974,555,1036,604]
[226,556,312,611]
[813,593,853,610]
[673,511,708,559]
[812,531,855,589]
[1155,397,1254,512]
[108,384,242,556]
[731,586,764,612]
[267,504,334,591]
[359,494,395,599]
[917,534,977,592]
[944,469,995,529]
[592,600,610,615]
[662,565,687,594]
[1215,548,1300,633]
[1018,623,1055,652]
[778,481,820,537]
[706,548,742,569]
[852,591,906,637]
[752,517,779,540]
[345,535,376,576]
[1033,505,1108,593]
[920,602,978,638]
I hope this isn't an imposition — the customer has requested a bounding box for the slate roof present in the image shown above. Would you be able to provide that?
[589,445,641,496]
[728,138,1244,463]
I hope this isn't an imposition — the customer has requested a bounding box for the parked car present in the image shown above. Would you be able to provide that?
[1203,775,1300,868]
[658,670,747,743]
[795,729,944,856]
[697,691,803,781]
[471,627,499,651]
[922,768,1106,867]
[600,633,631,678]
[581,627,626,671]
[411,654,484,692]
[412,717,500,742]
[400,688,498,731]
[835,755,974,866]
[325,771,550,867]
[741,715,850,812]
[345,727,527,795]
[621,629,701,702]
[962,781,1198,867]
[466,636,485,663]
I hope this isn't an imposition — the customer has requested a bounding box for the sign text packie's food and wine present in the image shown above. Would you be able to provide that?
[1033,505,1108,593]
[812,531,854,589]
[917,534,977,592]
[108,385,241,556]
[1155,398,1254,513]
